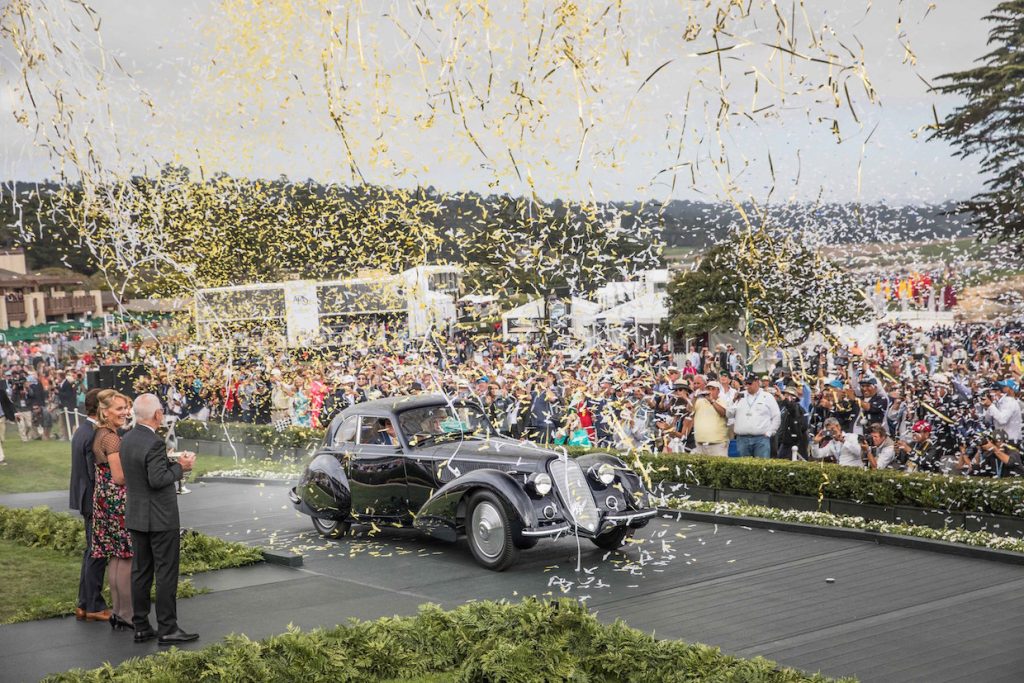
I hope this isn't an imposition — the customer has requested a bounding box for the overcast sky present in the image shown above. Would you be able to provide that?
[0,0,999,206]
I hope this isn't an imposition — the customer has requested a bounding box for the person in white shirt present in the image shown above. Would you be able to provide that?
[983,381,1022,442]
[717,372,738,405]
[810,417,865,468]
[726,374,781,458]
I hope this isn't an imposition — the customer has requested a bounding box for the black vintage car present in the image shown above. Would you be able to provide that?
[289,395,658,570]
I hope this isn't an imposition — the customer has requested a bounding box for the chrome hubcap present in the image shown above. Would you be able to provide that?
[471,502,505,559]
[317,519,337,532]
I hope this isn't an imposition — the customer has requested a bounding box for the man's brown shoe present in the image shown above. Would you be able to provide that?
[74,607,86,621]
[85,609,112,622]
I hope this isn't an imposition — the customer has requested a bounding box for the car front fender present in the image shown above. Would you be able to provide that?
[576,452,650,508]
[292,452,352,521]
[413,469,537,542]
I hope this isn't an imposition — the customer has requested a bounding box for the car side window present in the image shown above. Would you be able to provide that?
[332,416,358,447]
[358,416,397,446]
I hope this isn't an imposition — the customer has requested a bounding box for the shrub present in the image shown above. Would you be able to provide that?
[635,453,1024,518]
[171,425,1024,518]
[42,599,845,683]
[175,420,322,453]
[0,505,264,573]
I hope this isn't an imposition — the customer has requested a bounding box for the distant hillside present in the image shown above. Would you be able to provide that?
[617,199,974,249]
[2,176,974,276]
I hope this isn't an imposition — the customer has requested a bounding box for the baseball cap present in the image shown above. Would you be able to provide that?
[912,420,932,434]
[998,379,1019,393]
[706,381,723,390]
[745,373,760,384]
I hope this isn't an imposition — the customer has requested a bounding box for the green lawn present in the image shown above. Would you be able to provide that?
[0,438,73,494]
[0,538,81,623]
[0,438,299,495]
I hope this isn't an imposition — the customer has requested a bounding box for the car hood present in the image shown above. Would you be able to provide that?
[415,436,558,474]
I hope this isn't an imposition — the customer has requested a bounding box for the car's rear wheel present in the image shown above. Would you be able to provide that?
[312,516,350,539]
[591,527,633,551]
[466,491,520,571]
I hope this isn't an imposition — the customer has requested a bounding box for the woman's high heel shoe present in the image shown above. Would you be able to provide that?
[109,614,131,631]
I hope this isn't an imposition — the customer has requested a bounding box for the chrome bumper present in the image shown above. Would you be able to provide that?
[521,522,571,537]
[603,508,658,525]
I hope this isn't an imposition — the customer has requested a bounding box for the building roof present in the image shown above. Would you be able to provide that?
[0,267,86,288]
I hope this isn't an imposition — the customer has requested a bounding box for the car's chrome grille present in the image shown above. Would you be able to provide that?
[548,459,599,533]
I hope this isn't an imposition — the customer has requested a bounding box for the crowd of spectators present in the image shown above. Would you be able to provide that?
[2,319,1022,478]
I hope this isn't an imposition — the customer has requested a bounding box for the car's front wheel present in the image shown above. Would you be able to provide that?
[466,491,520,571]
[311,516,350,539]
[591,527,633,551]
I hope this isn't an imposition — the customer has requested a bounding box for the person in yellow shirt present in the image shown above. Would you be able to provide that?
[1003,348,1023,374]
[692,381,730,456]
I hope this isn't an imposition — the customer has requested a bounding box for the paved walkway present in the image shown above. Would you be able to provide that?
[2,483,1023,682]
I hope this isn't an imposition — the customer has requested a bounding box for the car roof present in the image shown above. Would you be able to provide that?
[328,394,450,432]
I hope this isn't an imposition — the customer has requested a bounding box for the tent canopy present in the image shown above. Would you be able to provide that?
[588,293,668,326]
[0,320,89,342]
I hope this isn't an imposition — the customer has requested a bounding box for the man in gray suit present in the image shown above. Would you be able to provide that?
[121,393,198,645]
[68,389,110,621]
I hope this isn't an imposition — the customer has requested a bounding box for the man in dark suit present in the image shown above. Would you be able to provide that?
[68,389,110,621]
[0,375,16,466]
[57,370,79,440]
[121,393,198,645]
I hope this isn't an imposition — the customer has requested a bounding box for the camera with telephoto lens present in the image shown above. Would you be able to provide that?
[978,430,1007,450]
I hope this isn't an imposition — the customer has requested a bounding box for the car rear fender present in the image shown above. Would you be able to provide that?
[413,469,536,542]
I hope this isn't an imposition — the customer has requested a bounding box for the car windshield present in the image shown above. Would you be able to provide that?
[398,403,492,446]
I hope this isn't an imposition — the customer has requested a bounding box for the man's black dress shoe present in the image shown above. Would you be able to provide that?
[158,627,199,646]
[134,628,157,643]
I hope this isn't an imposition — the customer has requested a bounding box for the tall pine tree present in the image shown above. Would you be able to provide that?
[932,1,1024,256]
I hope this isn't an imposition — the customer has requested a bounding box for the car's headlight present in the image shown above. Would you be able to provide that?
[528,472,552,497]
[594,463,615,486]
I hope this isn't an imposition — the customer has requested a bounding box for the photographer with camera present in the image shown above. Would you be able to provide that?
[981,379,1021,442]
[862,423,897,470]
[810,417,864,467]
[777,385,808,459]
[656,382,693,453]
[856,377,890,430]
[961,429,1024,478]
[690,381,729,456]
[894,420,938,472]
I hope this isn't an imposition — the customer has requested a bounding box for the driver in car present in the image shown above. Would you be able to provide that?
[375,419,399,445]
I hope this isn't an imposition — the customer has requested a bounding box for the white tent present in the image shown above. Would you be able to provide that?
[501,297,600,339]
[590,292,668,326]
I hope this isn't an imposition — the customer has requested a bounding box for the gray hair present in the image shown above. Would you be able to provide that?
[133,393,163,422]
[823,417,841,431]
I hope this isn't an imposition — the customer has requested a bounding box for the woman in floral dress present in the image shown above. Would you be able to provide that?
[91,389,133,630]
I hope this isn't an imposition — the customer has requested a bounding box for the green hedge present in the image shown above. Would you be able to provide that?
[43,599,845,683]
[171,425,1024,518]
[0,505,264,575]
[632,453,1024,518]
[175,420,322,452]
